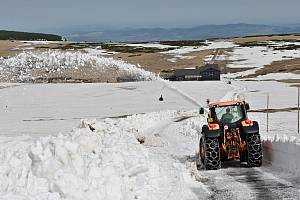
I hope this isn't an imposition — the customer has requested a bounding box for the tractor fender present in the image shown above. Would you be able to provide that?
[202,125,221,138]
[240,121,259,138]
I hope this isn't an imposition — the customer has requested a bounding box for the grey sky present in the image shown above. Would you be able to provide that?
[1,0,300,33]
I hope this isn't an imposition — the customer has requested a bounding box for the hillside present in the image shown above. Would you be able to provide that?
[0,30,63,41]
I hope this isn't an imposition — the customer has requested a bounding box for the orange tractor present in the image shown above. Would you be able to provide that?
[198,100,262,170]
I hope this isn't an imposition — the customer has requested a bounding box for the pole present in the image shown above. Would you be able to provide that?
[267,93,269,132]
[298,87,300,133]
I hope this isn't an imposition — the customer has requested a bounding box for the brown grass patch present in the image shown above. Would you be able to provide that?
[0,40,22,57]
[112,49,215,73]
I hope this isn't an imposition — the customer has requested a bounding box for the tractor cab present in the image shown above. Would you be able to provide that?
[208,101,250,126]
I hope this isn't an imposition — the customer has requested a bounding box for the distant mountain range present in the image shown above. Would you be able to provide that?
[65,23,300,42]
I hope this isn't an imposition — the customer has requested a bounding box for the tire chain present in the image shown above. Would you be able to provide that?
[204,138,221,170]
[247,134,263,167]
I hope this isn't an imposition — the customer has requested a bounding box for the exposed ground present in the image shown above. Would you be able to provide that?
[1,34,300,83]
[113,49,214,73]
[0,40,21,57]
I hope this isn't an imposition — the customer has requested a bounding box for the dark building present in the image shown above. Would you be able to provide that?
[200,64,220,80]
[173,68,202,81]
[168,64,220,81]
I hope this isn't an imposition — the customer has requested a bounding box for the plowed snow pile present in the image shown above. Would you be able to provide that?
[0,110,189,200]
[0,50,156,82]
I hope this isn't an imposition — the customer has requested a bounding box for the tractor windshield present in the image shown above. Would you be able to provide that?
[214,105,244,124]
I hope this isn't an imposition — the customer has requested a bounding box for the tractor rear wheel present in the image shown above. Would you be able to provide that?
[202,137,221,170]
[247,134,262,167]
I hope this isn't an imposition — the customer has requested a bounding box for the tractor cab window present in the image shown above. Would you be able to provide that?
[214,105,244,124]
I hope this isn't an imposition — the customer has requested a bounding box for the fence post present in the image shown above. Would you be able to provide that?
[298,86,300,133]
[267,93,269,132]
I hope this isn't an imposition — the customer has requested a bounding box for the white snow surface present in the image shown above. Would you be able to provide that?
[226,46,300,69]
[162,41,236,55]
[118,43,177,49]
[0,81,229,136]
[249,72,300,80]
[84,47,117,56]
[0,50,156,82]
[162,41,236,62]
[221,41,300,78]
[0,110,202,200]
[263,138,300,181]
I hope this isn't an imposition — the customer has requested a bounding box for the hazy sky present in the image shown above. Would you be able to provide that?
[1,0,300,33]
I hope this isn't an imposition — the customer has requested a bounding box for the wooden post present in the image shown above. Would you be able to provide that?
[267,93,269,132]
[298,87,300,133]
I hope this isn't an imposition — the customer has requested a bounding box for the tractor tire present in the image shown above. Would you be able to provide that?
[202,137,221,170]
[247,133,262,167]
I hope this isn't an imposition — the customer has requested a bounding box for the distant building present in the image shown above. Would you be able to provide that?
[164,64,220,81]
[172,68,202,81]
[200,64,220,80]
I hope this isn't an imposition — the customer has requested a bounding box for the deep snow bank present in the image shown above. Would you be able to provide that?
[0,110,186,200]
[262,136,300,180]
[0,50,156,82]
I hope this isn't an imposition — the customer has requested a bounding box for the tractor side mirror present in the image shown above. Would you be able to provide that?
[245,103,250,111]
[199,108,204,114]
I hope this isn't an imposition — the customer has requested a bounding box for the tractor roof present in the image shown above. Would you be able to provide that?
[209,100,244,108]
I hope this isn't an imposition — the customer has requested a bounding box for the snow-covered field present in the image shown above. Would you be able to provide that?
[0,81,229,136]
[161,41,236,62]
[219,41,300,78]
[248,72,300,80]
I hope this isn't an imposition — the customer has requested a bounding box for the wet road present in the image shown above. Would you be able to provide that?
[199,161,300,200]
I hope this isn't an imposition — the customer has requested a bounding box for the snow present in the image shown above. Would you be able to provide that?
[263,138,300,181]
[220,41,300,78]
[83,47,116,56]
[0,106,215,200]
[0,81,230,136]
[0,111,175,199]
[0,50,156,82]
[162,41,236,55]
[249,72,300,80]
[162,41,236,62]
[226,46,300,69]
[118,43,177,49]
[22,41,64,45]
